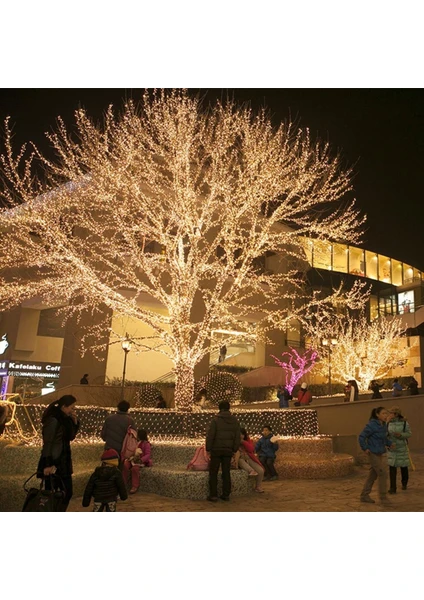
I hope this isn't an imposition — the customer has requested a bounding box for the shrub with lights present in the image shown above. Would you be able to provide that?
[134,384,163,408]
[195,371,243,406]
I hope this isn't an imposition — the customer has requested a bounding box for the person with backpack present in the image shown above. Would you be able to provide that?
[238,427,265,493]
[358,407,395,504]
[100,400,135,454]
[387,406,412,493]
[36,395,80,511]
[82,448,128,511]
[205,400,241,502]
[255,425,279,481]
[122,429,152,494]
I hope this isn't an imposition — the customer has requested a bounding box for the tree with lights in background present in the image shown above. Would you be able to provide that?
[307,311,408,392]
[0,90,366,410]
[271,347,319,394]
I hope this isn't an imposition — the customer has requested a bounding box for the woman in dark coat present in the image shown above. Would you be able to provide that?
[37,395,80,510]
[369,380,383,399]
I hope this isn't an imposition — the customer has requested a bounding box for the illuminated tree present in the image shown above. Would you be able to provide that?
[309,312,408,392]
[271,347,319,393]
[0,90,365,410]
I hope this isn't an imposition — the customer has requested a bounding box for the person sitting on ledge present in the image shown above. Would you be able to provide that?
[122,429,152,494]
[80,373,89,385]
[156,395,167,409]
[296,382,312,406]
[255,425,279,481]
[238,427,265,493]
[101,400,135,455]
[407,378,419,396]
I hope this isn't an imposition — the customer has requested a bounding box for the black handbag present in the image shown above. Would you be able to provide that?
[22,473,66,512]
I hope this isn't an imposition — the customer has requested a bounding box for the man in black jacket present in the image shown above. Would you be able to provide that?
[205,400,241,502]
[101,400,135,454]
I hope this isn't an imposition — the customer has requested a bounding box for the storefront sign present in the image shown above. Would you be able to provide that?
[3,361,61,379]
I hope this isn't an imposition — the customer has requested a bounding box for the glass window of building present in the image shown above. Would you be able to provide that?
[365,251,378,280]
[313,239,332,270]
[413,268,421,284]
[398,290,415,314]
[301,238,314,266]
[392,259,403,286]
[402,264,413,284]
[378,255,391,283]
[369,295,379,320]
[349,247,365,276]
[332,243,348,273]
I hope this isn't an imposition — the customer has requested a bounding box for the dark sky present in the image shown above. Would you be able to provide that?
[1,88,423,270]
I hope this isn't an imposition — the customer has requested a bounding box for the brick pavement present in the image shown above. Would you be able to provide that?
[68,451,424,512]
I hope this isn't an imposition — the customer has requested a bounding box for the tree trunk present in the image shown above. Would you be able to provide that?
[174,362,195,412]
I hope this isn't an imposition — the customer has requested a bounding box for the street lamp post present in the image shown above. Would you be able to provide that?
[121,333,132,402]
[322,338,338,397]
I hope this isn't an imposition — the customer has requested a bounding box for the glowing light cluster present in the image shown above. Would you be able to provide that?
[308,311,408,392]
[7,402,319,441]
[0,90,365,410]
[271,346,319,393]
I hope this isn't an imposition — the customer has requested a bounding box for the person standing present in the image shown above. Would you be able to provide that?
[218,345,227,363]
[80,373,89,385]
[101,400,135,454]
[387,407,412,493]
[255,425,279,481]
[358,407,395,504]
[277,384,291,408]
[37,395,80,511]
[82,448,128,511]
[407,378,419,395]
[369,380,383,399]
[205,400,241,502]
[349,379,359,402]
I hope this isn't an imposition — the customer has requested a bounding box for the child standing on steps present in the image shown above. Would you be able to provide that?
[82,448,128,512]
[255,425,279,481]
[122,429,152,494]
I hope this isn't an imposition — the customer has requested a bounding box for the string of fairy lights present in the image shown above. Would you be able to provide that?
[7,403,319,443]
[307,310,408,392]
[271,347,319,393]
[0,89,367,412]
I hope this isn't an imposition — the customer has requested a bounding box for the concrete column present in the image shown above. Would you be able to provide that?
[58,304,112,388]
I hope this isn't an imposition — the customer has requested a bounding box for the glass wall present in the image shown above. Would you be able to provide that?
[369,295,379,320]
[365,250,378,280]
[398,290,415,314]
[299,236,421,288]
[332,243,348,273]
[392,259,403,286]
[313,240,332,270]
[378,255,391,283]
[349,247,365,276]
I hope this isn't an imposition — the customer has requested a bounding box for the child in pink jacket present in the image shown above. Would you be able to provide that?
[122,429,152,494]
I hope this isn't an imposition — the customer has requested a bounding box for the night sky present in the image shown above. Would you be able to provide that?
[1,88,423,269]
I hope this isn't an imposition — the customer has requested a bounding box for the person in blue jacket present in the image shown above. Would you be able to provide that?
[255,425,279,481]
[358,406,395,504]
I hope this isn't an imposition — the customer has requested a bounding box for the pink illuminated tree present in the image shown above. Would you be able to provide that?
[271,347,319,393]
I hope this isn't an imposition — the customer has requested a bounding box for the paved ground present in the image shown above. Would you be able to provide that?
[68,451,424,512]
